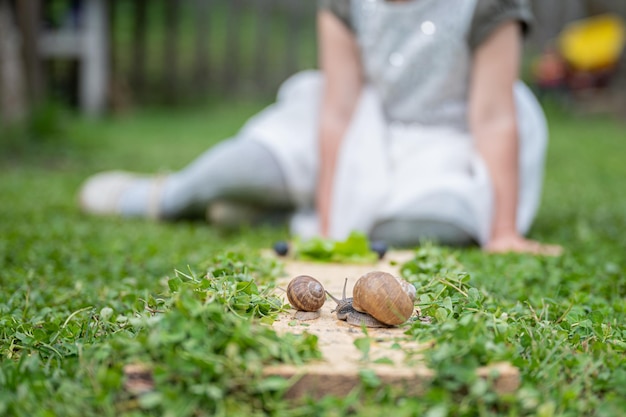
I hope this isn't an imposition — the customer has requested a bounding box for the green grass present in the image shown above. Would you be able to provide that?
[1,99,625,416]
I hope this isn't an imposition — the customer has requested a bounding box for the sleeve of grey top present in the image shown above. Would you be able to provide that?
[317,0,353,31]
[469,0,534,50]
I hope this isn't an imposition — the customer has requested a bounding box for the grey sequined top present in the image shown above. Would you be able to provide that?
[319,0,533,49]
[318,0,534,130]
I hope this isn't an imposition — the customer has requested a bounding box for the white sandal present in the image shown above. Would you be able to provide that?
[78,170,166,219]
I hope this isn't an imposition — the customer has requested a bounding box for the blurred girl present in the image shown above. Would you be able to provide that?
[79,0,562,255]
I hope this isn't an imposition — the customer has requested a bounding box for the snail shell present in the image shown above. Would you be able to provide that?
[398,278,417,302]
[286,275,326,312]
[352,271,415,326]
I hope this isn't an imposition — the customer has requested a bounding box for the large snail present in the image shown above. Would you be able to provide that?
[286,275,326,320]
[327,272,416,328]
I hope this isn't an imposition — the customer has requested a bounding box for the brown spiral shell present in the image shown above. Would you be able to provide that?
[352,271,415,325]
[286,275,326,312]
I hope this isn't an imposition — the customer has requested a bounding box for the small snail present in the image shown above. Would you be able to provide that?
[327,272,416,327]
[286,275,326,320]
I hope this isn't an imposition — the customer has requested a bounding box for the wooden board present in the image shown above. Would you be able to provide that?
[263,251,520,399]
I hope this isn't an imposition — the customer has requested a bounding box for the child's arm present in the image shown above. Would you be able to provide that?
[469,21,562,255]
[316,10,364,236]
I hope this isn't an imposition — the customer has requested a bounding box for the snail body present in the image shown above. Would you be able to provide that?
[326,278,391,328]
[286,275,326,320]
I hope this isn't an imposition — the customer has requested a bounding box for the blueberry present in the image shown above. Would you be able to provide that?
[370,240,388,260]
[273,240,289,257]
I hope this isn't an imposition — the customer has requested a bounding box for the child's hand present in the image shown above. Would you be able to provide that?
[485,234,563,256]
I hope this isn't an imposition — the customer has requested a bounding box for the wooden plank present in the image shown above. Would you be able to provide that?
[588,0,626,16]
[283,0,301,79]
[38,32,83,57]
[529,0,587,49]
[80,0,109,116]
[0,0,28,124]
[253,0,270,91]
[163,0,180,103]
[223,0,242,90]
[264,251,520,399]
[193,0,211,94]
[107,0,118,111]
[131,0,148,99]
[15,0,43,105]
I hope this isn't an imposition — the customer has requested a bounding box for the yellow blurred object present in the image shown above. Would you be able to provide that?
[558,14,625,71]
